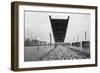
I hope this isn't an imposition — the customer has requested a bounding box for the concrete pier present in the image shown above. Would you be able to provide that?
[39,46,90,61]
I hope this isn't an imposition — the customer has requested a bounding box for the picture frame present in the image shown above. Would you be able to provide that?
[11,1,98,71]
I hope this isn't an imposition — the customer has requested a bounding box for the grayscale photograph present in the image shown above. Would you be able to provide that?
[24,11,91,62]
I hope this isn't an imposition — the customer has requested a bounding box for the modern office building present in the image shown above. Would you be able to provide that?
[49,16,69,43]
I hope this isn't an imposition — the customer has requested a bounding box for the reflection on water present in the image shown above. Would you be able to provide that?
[24,45,54,61]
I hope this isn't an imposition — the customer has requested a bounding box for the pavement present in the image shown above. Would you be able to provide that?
[39,45,90,61]
[66,46,90,55]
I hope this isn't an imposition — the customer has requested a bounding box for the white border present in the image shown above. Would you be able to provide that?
[19,5,96,68]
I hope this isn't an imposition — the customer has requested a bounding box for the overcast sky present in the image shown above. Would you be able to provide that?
[25,11,90,43]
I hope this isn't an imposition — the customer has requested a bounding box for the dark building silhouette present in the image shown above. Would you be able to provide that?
[72,42,80,47]
[82,41,90,48]
[49,16,69,42]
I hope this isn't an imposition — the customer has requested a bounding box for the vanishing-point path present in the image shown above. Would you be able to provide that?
[39,46,90,61]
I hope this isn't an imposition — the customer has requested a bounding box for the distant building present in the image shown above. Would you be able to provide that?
[24,38,33,46]
[82,41,90,48]
[72,42,80,47]
[32,39,39,46]
[61,42,71,46]
[39,41,47,45]
[24,38,48,46]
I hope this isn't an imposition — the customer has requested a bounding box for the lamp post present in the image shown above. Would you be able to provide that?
[77,34,79,42]
[85,31,87,41]
[49,33,51,48]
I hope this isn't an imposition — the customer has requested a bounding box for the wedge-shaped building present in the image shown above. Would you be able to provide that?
[49,16,69,42]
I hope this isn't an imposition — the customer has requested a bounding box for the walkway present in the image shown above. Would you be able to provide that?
[39,46,90,61]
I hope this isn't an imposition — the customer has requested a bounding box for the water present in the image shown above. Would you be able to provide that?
[24,45,54,61]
